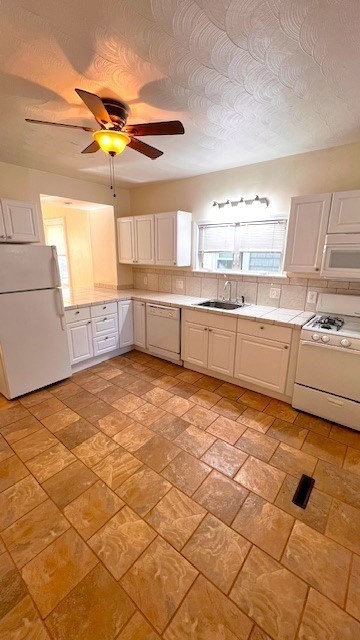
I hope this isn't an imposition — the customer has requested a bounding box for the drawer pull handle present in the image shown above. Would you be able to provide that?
[284,345,288,350]
[327,397,343,407]
[260,326,264,329]
[105,336,108,340]
[103,317,107,321]
[75,311,80,315]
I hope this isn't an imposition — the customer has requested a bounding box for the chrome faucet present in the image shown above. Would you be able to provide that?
[223,280,232,301]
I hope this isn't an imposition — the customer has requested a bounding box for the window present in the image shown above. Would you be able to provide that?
[43,218,71,286]
[198,218,287,275]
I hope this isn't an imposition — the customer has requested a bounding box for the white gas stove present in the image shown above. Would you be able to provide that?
[294,293,360,431]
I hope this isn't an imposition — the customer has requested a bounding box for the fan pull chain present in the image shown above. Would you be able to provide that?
[109,153,117,198]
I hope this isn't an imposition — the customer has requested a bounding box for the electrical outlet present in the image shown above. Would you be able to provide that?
[270,287,280,299]
[143,276,148,286]
[175,278,184,291]
[307,291,317,305]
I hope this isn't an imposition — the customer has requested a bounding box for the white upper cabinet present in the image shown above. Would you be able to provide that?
[118,211,191,266]
[284,193,332,273]
[0,200,40,243]
[134,215,155,264]
[117,218,135,264]
[155,211,192,266]
[328,190,360,234]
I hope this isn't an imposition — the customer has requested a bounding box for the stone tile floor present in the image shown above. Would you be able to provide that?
[0,350,359,639]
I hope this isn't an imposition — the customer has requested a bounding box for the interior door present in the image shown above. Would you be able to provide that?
[155,212,176,266]
[234,333,290,393]
[328,190,360,233]
[1,199,40,243]
[117,218,135,264]
[134,215,155,264]
[183,322,208,367]
[67,320,93,364]
[284,194,332,273]
[133,301,146,347]
[119,300,134,347]
[208,328,236,376]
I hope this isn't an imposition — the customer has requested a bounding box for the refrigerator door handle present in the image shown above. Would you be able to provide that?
[51,245,61,287]
[54,289,66,331]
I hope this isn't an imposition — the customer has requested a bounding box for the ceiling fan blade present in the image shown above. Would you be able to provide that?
[124,120,184,136]
[127,137,163,159]
[75,88,112,126]
[81,140,100,154]
[25,118,94,132]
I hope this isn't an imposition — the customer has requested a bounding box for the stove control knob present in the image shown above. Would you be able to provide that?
[312,333,320,341]
[340,338,351,347]
[321,335,330,343]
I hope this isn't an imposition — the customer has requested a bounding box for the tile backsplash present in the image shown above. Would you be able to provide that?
[132,267,360,311]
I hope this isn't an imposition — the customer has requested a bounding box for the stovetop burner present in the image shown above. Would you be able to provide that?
[312,315,344,331]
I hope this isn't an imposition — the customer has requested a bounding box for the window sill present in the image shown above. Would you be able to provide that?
[196,269,287,278]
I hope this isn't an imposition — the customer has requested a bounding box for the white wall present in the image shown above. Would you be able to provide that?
[0,160,132,287]
[130,140,360,221]
[90,207,118,288]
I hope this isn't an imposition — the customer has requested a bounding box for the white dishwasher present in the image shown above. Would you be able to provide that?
[146,304,181,362]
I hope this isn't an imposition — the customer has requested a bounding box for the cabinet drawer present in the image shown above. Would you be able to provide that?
[237,318,292,343]
[92,313,118,338]
[93,333,119,355]
[91,301,118,318]
[65,307,90,323]
[183,309,237,332]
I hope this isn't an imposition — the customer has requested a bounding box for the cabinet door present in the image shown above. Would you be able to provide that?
[284,194,332,273]
[134,215,154,264]
[0,207,6,242]
[1,200,40,242]
[328,190,360,233]
[133,301,146,347]
[183,322,208,367]
[155,212,177,266]
[234,333,290,394]
[67,320,93,364]
[117,218,135,264]
[208,328,236,377]
[119,300,134,347]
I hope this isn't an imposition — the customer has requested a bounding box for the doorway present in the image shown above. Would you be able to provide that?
[40,195,117,291]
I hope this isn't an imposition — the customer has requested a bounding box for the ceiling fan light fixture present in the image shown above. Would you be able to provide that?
[93,129,130,155]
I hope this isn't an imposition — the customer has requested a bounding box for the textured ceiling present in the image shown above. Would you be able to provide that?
[1,0,360,187]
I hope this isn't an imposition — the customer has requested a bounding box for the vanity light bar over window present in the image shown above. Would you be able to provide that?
[198,219,287,274]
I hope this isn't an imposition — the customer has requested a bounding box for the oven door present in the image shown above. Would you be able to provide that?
[321,234,360,278]
[296,341,360,402]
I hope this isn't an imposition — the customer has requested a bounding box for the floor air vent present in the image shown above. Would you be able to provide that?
[292,474,315,509]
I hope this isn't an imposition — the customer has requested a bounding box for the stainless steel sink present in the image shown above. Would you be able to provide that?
[195,299,245,310]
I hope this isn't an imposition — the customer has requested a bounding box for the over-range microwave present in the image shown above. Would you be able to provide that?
[321,233,360,279]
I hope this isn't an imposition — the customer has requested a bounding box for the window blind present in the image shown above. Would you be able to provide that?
[199,224,235,252]
[236,220,286,252]
[198,220,286,253]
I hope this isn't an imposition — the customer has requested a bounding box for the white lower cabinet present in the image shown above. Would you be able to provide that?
[67,319,93,364]
[183,322,209,367]
[92,314,118,338]
[133,301,146,347]
[93,333,119,356]
[234,333,290,394]
[118,300,134,348]
[208,328,236,377]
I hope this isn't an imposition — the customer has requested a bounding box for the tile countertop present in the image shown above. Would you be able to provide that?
[62,287,314,329]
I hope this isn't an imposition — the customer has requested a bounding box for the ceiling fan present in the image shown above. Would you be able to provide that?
[25,88,185,160]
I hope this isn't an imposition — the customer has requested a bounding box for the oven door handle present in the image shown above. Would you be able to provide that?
[300,341,359,354]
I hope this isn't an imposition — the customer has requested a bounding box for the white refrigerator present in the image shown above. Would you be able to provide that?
[0,244,71,399]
